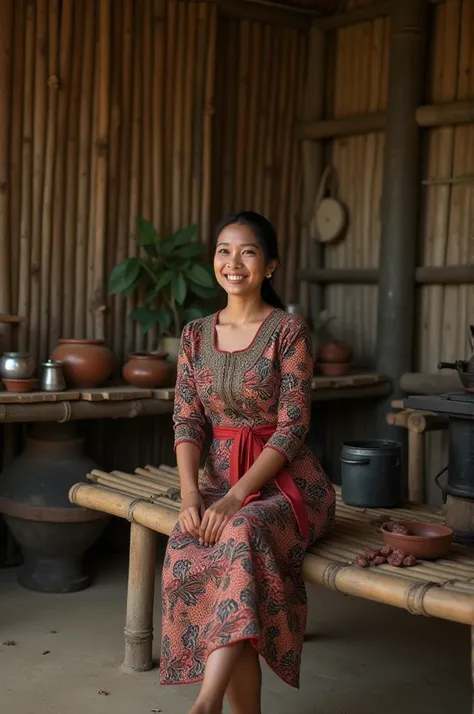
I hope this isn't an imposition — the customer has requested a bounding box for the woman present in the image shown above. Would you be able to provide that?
[160,211,335,714]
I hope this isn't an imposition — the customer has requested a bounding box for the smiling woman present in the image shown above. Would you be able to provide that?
[161,211,335,714]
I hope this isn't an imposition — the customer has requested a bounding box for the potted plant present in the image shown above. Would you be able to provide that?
[108,218,220,361]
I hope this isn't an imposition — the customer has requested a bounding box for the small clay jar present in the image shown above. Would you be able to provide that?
[51,339,113,388]
[318,340,352,364]
[123,352,174,388]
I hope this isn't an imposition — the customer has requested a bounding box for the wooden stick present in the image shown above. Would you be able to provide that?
[221,19,238,217]
[254,25,272,214]
[141,0,152,226]
[122,522,156,672]
[243,22,261,212]
[408,429,425,504]
[30,0,48,360]
[263,27,281,220]
[0,0,13,354]
[86,6,100,339]
[63,0,84,341]
[164,0,177,234]
[17,0,35,352]
[235,20,250,211]
[39,0,60,358]
[74,0,95,339]
[93,0,111,340]
[113,0,133,359]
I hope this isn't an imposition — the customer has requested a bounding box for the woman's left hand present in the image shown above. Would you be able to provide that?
[199,490,244,547]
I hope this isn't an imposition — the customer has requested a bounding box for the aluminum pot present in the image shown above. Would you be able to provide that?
[0,352,35,380]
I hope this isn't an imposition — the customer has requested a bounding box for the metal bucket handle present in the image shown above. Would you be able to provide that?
[434,465,448,504]
[341,456,400,467]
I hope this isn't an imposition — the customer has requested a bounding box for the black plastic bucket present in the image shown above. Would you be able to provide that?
[340,440,402,508]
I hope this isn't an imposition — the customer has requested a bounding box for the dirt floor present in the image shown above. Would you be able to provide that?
[0,539,471,714]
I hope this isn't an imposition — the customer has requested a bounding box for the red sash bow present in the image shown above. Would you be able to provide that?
[212,424,309,538]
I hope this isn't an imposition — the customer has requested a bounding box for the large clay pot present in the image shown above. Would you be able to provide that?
[318,340,352,364]
[123,352,175,388]
[52,338,113,388]
[0,423,109,593]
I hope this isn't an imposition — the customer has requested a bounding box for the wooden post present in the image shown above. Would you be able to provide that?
[300,25,326,319]
[375,0,428,435]
[122,522,157,673]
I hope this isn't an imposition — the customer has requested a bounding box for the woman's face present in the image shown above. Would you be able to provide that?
[214,223,276,298]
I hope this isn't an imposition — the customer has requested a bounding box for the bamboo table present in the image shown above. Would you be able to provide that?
[69,465,474,703]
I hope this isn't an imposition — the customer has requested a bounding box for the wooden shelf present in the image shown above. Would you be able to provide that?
[0,314,25,324]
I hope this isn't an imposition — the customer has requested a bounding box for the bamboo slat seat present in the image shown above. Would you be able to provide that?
[69,464,474,696]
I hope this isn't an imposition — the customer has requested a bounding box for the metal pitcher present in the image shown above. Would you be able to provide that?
[40,361,66,392]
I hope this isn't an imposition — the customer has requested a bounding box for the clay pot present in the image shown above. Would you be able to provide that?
[123,352,175,388]
[319,362,351,377]
[318,340,352,364]
[51,339,113,388]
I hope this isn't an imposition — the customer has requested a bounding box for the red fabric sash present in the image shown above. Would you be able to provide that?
[212,424,309,538]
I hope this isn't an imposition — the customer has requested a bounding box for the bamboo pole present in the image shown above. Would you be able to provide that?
[39,0,60,358]
[201,2,217,248]
[125,0,142,357]
[17,0,35,352]
[243,23,261,212]
[221,19,238,217]
[152,0,165,230]
[262,28,282,220]
[254,25,272,214]
[122,522,156,673]
[164,0,177,235]
[0,0,13,352]
[93,0,111,341]
[105,0,123,352]
[49,0,73,352]
[63,0,85,342]
[141,0,152,228]
[235,20,250,211]
[113,0,133,360]
[74,0,95,340]
[171,0,186,233]
[86,8,100,339]
[191,3,208,230]
[30,0,48,360]
[10,0,25,329]
[181,2,196,228]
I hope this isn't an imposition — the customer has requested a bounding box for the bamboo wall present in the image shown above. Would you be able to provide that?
[318,0,474,500]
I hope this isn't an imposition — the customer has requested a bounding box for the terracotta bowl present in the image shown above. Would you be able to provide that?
[381,520,453,560]
[2,378,39,393]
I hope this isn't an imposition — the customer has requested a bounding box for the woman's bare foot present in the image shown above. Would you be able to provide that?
[189,698,222,714]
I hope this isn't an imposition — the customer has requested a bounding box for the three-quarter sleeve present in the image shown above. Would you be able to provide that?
[173,323,206,450]
[265,317,313,462]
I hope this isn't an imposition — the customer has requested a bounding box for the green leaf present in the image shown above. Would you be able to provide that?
[189,282,220,300]
[122,273,142,296]
[131,307,161,334]
[160,224,198,256]
[171,273,187,306]
[136,217,159,246]
[187,263,214,288]
[183,305,207,324]
[174,242,205,259]
[108,258,141,294]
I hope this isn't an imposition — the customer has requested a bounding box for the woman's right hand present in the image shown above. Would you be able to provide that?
[178,490,205,539]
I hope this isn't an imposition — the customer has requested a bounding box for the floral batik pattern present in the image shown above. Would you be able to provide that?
[161,309,335,689]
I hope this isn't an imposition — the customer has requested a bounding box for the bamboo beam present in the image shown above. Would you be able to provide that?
[313,1,390,31]
[0,399,173,424]
[218,0,310,29]
[298,265,474,285]
[298,101,474,140]
[376,0,428,435]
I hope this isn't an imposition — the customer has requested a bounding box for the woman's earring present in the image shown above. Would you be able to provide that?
[266,272,272,279]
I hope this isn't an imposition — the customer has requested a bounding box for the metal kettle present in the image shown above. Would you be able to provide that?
[438,325,474,392]
[40,360,66,392]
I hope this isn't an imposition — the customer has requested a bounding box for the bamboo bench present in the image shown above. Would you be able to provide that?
[69,465,474,699]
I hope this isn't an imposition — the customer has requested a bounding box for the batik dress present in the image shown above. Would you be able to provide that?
[160,309,335,689]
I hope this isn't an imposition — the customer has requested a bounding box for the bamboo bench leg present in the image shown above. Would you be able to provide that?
[122,522,157,673]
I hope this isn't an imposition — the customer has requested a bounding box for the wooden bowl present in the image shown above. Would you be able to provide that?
[381,520,453,560]
[2,378,39,393]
